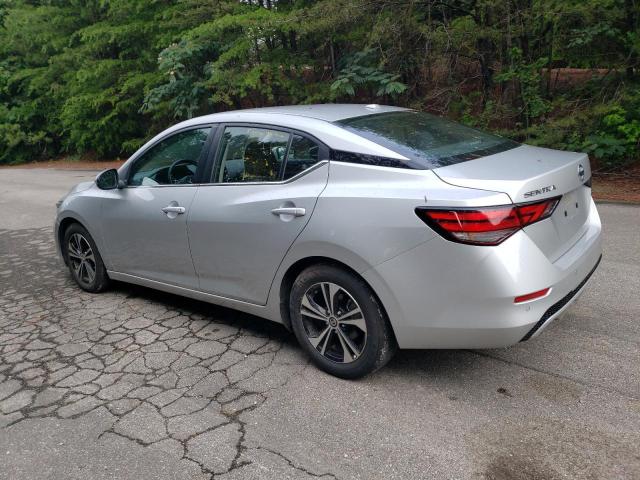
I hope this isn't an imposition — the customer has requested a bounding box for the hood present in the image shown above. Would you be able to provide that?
[68,180,95,195]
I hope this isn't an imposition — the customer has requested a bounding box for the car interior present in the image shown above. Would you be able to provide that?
[129,127,211,186]
[220,141,287,183]
[128,125,322,187]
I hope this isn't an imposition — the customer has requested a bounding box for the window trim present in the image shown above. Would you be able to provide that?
[121,124,217,188]
[203,122,329,186]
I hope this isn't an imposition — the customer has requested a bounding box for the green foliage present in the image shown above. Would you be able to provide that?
[495,48,550,125]
[0,0,179,161]
[331,49,407,98]
[499,87,640,170]
[0,0,638,170]
[583,101,640,168]
[141,40,212,119]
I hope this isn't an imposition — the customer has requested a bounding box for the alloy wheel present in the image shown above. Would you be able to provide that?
[300,282,367,363]
[67,233,96,285]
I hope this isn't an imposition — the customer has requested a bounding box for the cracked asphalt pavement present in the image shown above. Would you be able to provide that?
[0,168,639,479]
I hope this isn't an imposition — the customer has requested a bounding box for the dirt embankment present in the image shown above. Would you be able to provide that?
[0,159,125,170]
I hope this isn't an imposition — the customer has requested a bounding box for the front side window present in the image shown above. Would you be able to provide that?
[337,111,519,169]
[214,126,290,183]
[129,127,211,186]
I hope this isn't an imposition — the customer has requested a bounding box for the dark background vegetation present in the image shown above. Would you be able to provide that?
[0,0,638,170]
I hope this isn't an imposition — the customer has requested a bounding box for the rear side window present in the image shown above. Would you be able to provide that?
[336,111,519,169]
[214,126,290,183]
[283,135,320,180]
[212,126,324,183]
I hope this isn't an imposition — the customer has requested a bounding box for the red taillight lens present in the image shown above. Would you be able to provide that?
[415,197,560,246]
[420,206,521,245]
[516,199,559,225]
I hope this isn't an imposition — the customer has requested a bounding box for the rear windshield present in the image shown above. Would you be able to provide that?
[336,111,519,169]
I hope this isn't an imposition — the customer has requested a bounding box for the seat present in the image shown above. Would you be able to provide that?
[243,141,277,181]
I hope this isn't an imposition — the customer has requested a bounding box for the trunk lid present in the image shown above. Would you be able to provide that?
[433,145,593,262]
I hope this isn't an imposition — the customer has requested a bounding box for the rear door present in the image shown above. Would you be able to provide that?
[188,124,329,304]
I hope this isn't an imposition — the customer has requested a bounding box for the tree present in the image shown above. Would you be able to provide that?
[0,0,638,169]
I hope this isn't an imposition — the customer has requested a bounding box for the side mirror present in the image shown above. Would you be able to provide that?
[96,169,123,190]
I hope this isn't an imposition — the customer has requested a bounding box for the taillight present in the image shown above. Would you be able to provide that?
[415,196,560,246]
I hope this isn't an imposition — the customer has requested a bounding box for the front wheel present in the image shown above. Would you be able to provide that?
[289,264,397,379]
[63,223,110,293]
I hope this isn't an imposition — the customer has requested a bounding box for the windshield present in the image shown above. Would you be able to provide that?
[336,111,519,169]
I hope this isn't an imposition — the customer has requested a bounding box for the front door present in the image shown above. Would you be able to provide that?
[100,126,212,289]
[188,125,329,304]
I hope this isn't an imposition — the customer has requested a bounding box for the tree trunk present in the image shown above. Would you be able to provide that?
[475,1,495,108]
[546,21,554,99]
[289,31,297,52]
[329,40,336,77]
[625,0,637,79]
[477,37,495,106]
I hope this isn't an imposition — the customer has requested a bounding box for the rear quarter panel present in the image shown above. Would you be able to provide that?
[284,161,513,271]
[265,162,513,325]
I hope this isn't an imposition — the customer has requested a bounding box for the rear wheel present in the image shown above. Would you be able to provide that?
[289,264,396,379]
[63,223,110,293]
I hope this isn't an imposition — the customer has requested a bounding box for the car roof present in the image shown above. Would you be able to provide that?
[145,104,412,161]
[181,104,407,124]
[221,104,409,122]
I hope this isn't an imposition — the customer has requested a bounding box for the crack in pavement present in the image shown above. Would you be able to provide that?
[0,227,340,479]
[251,446,339,479]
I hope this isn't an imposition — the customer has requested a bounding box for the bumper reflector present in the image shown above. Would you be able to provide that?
[514,288,551,304]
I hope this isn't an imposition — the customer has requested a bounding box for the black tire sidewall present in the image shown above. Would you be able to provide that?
[63,224,109,292]
[289,264,393,379]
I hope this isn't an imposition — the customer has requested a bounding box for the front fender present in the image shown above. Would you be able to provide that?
[55,187,108,268]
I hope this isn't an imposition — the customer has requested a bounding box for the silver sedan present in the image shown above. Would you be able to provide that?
[55,104,602,378]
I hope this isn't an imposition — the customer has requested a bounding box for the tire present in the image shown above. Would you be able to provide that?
[289,264,397,379]
[62,223,110,293]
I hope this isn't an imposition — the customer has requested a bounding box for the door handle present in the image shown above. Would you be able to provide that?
[162,206,186,214]
[271,207,306,217]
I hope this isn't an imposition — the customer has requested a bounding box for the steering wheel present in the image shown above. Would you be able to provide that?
[168,158,198,184]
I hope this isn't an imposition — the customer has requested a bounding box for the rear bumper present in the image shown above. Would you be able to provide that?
[362,198,603,349]
[520,254,601,341]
